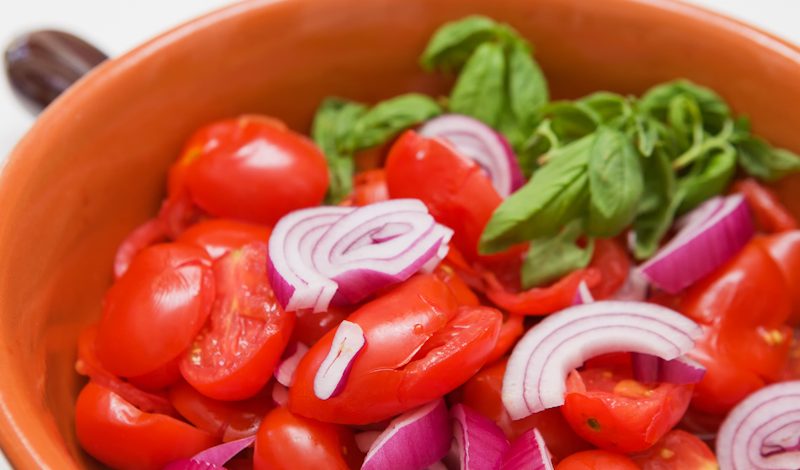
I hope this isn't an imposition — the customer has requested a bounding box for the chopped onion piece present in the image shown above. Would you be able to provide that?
[271,382,288,407]
[356,431,382,453]
[640,194,753,294]
[163,435,256,470]
[313,320,366,400]
[572,280,594,305]
[717,380,800,469]
[502,301,702,419]
[451,404,509,470]
[362,399,451,470]
[419,114,524,197]
[612,269,649,301]
[274,341,308,387]
[500,429,554,470]
[632,353,705,384]
[268,200,453,312]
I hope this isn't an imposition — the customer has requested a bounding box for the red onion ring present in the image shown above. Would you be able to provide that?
[163,435,256,470]
[500,428,554,470]
[274,341,308,387]
[313,320,366,400]
[450,404,509,470]
[631,353,706,384]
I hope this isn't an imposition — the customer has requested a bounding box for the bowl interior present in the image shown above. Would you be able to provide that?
[1,0,800,467]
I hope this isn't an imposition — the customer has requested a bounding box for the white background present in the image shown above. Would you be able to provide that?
[0,0,798,467]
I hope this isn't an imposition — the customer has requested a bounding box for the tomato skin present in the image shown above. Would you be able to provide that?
[168,115,328,226]
[113,218,168,278]
[293,306,351,346]
[348,169,389,206]
[561,366,692,453]
[484,314,524,365]
[588,238,630,300]
[386,131,502,261]
[482,268,601,316]
[168,380,272,441]
[290,275,501,424]
[756,231,800,325]
[127,358,182,392]
[75,382,217,470]
[459,359,591,461]
[434,263,480,306]
[555,450,639,470]
[181,242,294,401]
[630,429,717,470]
[96,243,215,377]
[253,407,360,470]
[733,179,798,233]
[178,219,271,259]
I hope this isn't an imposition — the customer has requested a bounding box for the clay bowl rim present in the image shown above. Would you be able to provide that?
[1,0,800,468]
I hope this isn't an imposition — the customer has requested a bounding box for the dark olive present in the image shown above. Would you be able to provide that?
[4,30,107,114]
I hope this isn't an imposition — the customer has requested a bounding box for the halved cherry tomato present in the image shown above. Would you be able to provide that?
[113,218,168,278]
[756,231,800,325]
[167,115,328,226]
[169,380,272,441]
[561,365,693,453]
[555,450,639,470]
[733,178,798,233]
[587,238,630,300]
[96,243,214,377]
[290,274,502,424]
[127,358,182,392]
[180,242,294,401]
[458,358,591,461]
[253,406,360,470]
[386,131,502,261]
[178,219,272,259]
[348,169,389,206]
[76,324,176,416]
[484,315,524,365]
[293,306,352,346]
[75,382,217,470]
[630,429,717,469]
[434,263,480,306]
[482,268,601,316]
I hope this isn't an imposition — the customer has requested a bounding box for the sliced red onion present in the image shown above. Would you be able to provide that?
[271,382,288,407]
[274,341,308,387]
[502,301,702,419]
[313,320,366,400]
[450,404,509,470]
[500,429,554,470]
[163,435,256,470]
[356,431,382,453]
[639,194,753,294]
[612,269,649,301]
[717,380,800,469]
[632,353,706,384]
[572,280,594,305]
[268,200,453,312]
[362,399,451,470]
[427,463,447,470]
[419,114,524,197]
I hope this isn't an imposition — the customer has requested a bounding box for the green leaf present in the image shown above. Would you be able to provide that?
[311,98,367,203]
[507,41,548,131]
[634,114,659,157]
[542,101,599,142]
[736,136,800,182]
[449,42,506,127]
[521,221,594,289]
[350,94,442,149]
[640,79,731,134]
[579,92,630,123]
[677,143,737,213]
[632,149,679,259]
[479,135,593,254]
[420,16,502,71]
[587,127,644,237]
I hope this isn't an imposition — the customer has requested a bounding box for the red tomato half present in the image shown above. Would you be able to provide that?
[459,359,591,461]
[484,314,524,365]
[113,218,168,279]
[561,365,693,453]
[630,429,717,470]
[96,243,214,377]
[290,274,502,424]
[386,131,502,261]
[254,407,360,470]
[75,382,217,470]
[178,219,272,259]
[168,115,328,226]
[348,169,389,206]
[757,231,800,325]
[733,179,798,233]
[181,242,294,401]
[556,450,639,470]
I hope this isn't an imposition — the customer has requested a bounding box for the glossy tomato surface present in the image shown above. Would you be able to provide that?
[178,219,272,259]
[289,274,501,424]
[630,430,717,469]
[756,231,800,325]
[733,179,798,233]
[556,450,639,470]
[75,382,217,470]
[181,242,294,400]
[168,115,328,226]
[96,243,214,377]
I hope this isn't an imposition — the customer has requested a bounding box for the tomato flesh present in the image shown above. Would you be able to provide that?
[630,429,717,470]
[178,218,272,259]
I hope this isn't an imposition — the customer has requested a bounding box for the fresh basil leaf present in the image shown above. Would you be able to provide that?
[479,135,593,254]
[677,142,736,213]
[312,98,367,203]
[542,101,599,142]
[632,149,679,259]
[640,79,730,134]
[420,16,502,71]
[507,41,548,131]
[449,42,506,127]
[350,94,442,149]
[736,136,800,182]
[587,127,644,237]
[579,92,630,123]
[667,94,703,152]
[517,119,558,177]
[634,113,659,157]
[521,221,594,289]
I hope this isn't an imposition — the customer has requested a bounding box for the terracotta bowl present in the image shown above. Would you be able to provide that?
[1,0,800,467]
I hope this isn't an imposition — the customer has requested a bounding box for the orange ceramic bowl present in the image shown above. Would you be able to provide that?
[1,0,800,467]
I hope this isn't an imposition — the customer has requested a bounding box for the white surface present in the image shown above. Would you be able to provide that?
[0,0,798,468]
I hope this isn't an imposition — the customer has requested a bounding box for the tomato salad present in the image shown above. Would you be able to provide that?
[74,16,800,470]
